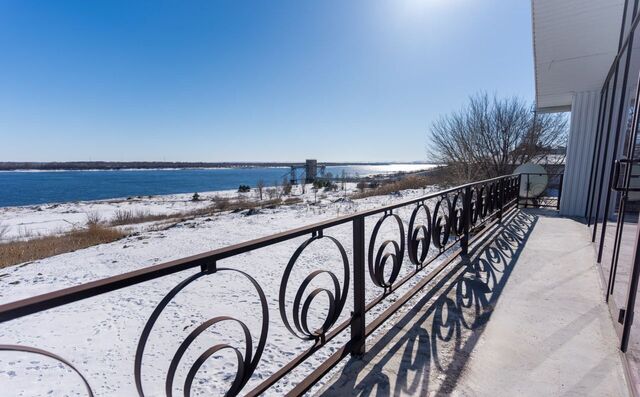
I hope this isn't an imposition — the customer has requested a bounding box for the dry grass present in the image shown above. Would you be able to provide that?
[283,197,303,205]
[211,196,231,209]
[351,175,432,199]
[0,225,126,269]
[211,196,298,212]
[110,209,158,226]
[108,208,199,226]
[108,195,302,228]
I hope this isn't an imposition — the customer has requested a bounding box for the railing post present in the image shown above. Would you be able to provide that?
[498,177,504,223]
[557,173,564,211]
[350,216,366,356]
[461,185,472,255]
[517,174,522,208]
[524,174,529,208]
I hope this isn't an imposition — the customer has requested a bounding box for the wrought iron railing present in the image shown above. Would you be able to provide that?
[0,174,521,396]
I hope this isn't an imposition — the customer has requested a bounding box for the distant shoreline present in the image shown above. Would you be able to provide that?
[0,161,435,171]
[0,163,440,207]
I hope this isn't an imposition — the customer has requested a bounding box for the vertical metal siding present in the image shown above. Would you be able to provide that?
[560,91,601,216]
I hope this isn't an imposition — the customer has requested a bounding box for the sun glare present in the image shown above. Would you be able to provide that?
[390,0,457,22]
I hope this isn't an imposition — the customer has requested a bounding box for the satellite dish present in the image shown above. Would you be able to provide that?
[514,163,548,198]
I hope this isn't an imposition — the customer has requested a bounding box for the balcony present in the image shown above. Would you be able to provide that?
[0,174,631,396]
[319,208,628,396]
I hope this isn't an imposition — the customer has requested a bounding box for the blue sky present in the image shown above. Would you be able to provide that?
[0,0,535,162]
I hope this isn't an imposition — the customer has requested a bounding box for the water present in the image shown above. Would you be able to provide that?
[0,164,435,207]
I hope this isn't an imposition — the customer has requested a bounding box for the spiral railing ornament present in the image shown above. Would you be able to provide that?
[509,177,519,201]
[449,191,465,237]
[469,187,480,227]
[490,183,497,215]
[134,267,268,397]
[479,185,488,220]
[479,184,490,219]
[487,182,498,214]
[503,177,514,206]
[431,196,452,250]
[279,231,350,341]
[368,211,406,289]
[407,202,432,268]
[0,345,94,396]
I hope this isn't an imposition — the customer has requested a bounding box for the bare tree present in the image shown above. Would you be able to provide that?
[266,187,278,200]
[428,93,568,183]
[256,179,265,201]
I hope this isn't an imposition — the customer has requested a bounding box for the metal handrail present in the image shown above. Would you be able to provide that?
[0,173,522,396]
[0,174,515,322]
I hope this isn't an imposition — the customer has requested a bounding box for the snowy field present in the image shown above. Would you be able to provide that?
[0,189,242,240]
[0,183,457,396]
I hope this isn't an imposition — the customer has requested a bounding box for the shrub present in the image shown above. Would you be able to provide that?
[212,196,232,211]
[313,179,337,190]
[192,192,201,201]
[324,182,338,191]
[85,211,102,226]
[266,188,278,200]
[238,185,251,193]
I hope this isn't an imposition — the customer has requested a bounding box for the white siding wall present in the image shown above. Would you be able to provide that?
[560,90,600,216]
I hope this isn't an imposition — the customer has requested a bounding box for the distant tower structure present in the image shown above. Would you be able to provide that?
[287,159,322,185]
[305,159,317,183]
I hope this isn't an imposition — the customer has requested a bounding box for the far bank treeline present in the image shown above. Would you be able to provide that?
[0,161,415,171]
[0,162,300,171]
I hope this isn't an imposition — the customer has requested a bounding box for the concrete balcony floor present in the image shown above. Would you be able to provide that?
[318,209,630,396]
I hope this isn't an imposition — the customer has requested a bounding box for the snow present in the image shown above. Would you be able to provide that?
[0,183,454,396]
[0,190,239,240]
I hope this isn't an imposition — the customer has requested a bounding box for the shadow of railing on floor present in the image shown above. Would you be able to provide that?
[319,210,538,396]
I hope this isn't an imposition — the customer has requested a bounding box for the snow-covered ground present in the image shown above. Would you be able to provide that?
[0,188,250,240]
[0,184,454,396]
